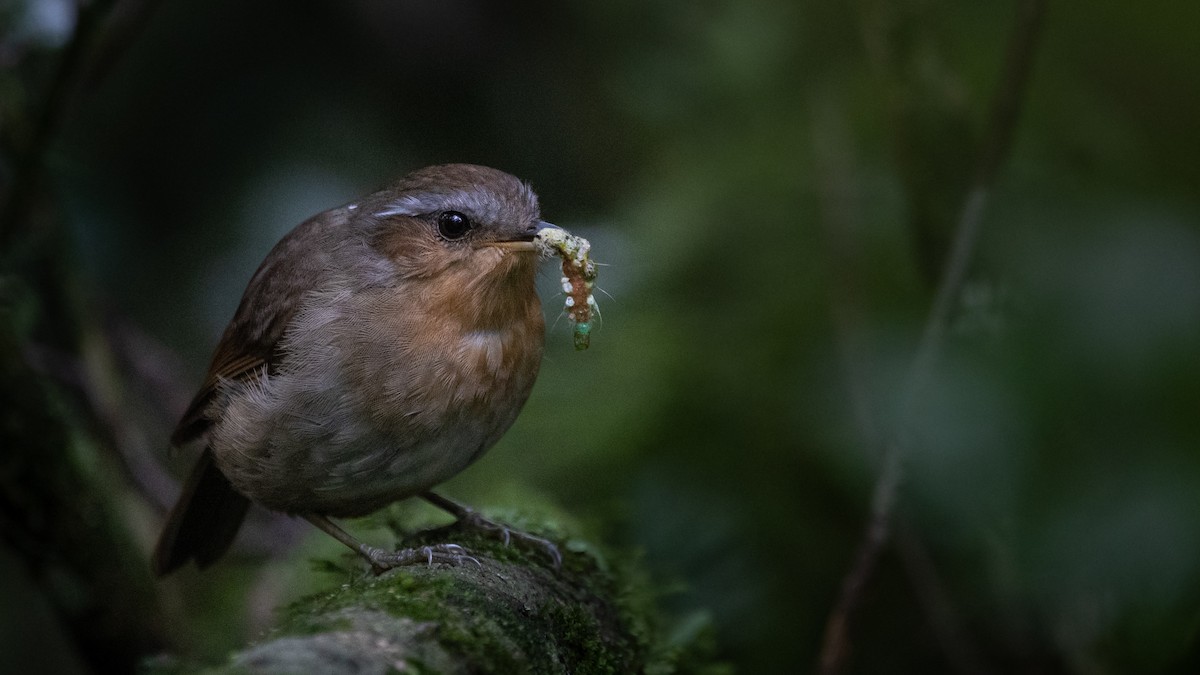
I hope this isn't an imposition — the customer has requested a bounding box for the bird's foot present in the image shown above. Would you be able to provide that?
[364,542,482,574]
[457,510,563,568]
[422,491,563,567]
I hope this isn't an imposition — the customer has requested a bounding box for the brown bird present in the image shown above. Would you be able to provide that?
[153,163,560,576]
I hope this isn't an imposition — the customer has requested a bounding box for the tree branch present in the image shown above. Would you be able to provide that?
[145,516,714,674]
[817,1,1048,672]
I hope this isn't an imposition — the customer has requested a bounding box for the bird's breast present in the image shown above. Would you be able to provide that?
[354,276,545,431]
[208,265,546,516]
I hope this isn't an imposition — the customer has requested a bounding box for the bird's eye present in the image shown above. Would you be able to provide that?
[436,211,473,240]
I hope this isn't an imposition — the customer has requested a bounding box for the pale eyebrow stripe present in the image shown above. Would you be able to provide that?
[373,194,447,219]
[373,205,415,218]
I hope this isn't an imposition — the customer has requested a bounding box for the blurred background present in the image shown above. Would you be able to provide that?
[3,0,1200,672]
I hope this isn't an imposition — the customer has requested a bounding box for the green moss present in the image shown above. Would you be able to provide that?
[152,505,721,674]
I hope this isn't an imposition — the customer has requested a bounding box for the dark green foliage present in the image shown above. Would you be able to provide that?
[4,0,1200,672]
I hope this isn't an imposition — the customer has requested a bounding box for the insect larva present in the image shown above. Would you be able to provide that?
[534,228,599,350]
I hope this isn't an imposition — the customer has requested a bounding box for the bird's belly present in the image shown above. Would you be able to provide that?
[209,322,541,516]
[299,400,520,516]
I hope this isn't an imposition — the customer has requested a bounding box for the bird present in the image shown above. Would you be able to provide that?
[152,163,561,576]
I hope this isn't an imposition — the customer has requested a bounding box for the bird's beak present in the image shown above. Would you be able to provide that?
[484,221,560,252]
[486,241,537,251]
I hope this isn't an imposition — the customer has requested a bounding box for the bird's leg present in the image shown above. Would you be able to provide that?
[304,514,479,574]
[421,492,562,567]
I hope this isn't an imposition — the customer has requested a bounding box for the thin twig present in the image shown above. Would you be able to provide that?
[812,102,906,669]
[818,441,902,673]
[895,522,999,675]
[817,1,1048,672]
[814,97,969,673]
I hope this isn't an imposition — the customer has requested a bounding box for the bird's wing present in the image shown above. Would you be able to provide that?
[171,210,347,446]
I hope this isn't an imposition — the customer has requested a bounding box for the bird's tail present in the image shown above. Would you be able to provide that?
[152,448,250,576]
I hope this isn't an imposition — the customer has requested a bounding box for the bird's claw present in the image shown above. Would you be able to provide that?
[459,511,563,568]
[366,542,482,573]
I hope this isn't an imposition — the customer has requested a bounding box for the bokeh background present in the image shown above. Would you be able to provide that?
[3,0,1200,672]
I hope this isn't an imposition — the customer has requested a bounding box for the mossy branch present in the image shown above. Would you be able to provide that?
[149,513,723,675]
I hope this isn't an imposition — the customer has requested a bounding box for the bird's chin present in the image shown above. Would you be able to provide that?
[472,243,538,282]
